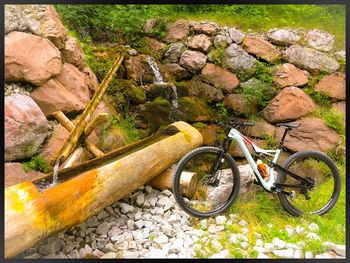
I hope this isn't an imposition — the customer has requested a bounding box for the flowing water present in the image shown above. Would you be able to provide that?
[147,56,180,121]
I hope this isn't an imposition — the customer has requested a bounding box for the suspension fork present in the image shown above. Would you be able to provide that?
[208,137,232,186]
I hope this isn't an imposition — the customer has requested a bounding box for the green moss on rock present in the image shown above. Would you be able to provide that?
[178,97,214,123]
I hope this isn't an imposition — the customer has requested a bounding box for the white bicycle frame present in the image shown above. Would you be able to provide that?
[228,127,281,191]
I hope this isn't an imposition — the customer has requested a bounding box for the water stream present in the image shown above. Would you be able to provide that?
[147,56,180,121]
[52,160,60,186]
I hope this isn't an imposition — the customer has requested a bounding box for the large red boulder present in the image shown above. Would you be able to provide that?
[5,94,51,162]
[30,79,86,117]
[201,63,240,93]
[262,87,316,123]
[314,72,345,101]
[273,63,309,88]
[5,31,62,86]
[276,117,340,153]
[224,94,258,116]
[187,34,212,53]
[242,36,281,63]
[192,22,219,35]
[164,20,190,43]
[5,163,46,188]
[55,63,90,104]
[82,66,99,97]
[180,50,207,73]
[61,36,86,70]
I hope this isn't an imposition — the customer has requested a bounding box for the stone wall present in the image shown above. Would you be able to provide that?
[4,5,102,185]
[125,19,345,157]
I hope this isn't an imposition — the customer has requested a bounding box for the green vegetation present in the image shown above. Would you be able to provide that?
[312,107,345,136]
[253,62,274,84]
[304,87,332,106]
[261,134,279,148]
[213,102,228,123]
[209,47,225,66]
[23,155,50,173]
[56,5,345,49]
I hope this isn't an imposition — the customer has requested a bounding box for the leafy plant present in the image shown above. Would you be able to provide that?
[303,87,332,106]
[214,102,228,123]
[23,155,50,173]
[209,47,225,65]
[253,62,274,84]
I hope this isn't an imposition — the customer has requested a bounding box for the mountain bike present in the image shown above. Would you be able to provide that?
[172,119,341,218]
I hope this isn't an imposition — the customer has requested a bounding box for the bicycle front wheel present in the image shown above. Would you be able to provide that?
[172,146,240,218]
[277,150,341,216]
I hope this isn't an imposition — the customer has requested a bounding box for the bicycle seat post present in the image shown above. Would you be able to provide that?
[279,128,290,148]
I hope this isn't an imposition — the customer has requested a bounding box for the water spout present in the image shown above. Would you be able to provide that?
[51,160,60,187]
[147,56,165,84]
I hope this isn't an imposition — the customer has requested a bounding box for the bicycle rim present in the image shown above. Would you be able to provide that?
[175,150,237,216]
[282,155,337,215]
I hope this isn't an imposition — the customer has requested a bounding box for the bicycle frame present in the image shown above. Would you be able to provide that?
[227,127,281,191]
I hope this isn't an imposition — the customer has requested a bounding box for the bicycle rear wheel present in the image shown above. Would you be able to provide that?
[172,146,240,218]
[277,150,341,216]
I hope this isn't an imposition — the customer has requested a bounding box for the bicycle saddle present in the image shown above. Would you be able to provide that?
[276,122,301,129]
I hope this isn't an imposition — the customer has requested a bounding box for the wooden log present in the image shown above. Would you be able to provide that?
[83,113,108,138]
[50,55,124,166]
[4,121,203,258]
[148,168,199,198]
[52,111,104,158]
[63,147,86,168]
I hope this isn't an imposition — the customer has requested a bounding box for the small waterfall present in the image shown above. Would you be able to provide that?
[147,56,180,121]
[51,160,60,186]
[147,56,165,84]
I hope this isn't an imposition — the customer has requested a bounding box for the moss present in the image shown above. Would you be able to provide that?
[128,86,146,105]
[192,122,208,129]
[139,97,171,132]
[178,97,214,123]
[174,81,190,97]
[22,155,50,173]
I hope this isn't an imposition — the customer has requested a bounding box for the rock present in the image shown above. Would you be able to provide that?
[332,101,345,116]
[24,5,67,49]
[164,63,191,81]
[135,193,145,206]
[30,79,86,117]
[119,203,135,214]
[224,94,258,116]
[96,125,126,154]
[125,55,154,85]
[264,243,275,252]
[61,36,86,70]
[256,239,264,247]
[276,117,340,152]
[272,238,287,249]
[127,220,135,230]
[305,30,335,52]
[253,246,267,253]
[293,249,304,258]
[108,226,123,237]
[146,248,166,258]
[262,87,316,123]
[144,37,166,57]
[143,18,158,34]
[238,219,248,227]
[215,216,227,225]
[5,31,62,85]
[228,28,246,44]
[314,72,345,101]
[5,162,46,188]
[257,253,270,258]
[5,94,51,162]
[308,222,319,232]
[192,22,219,35]
[187,79,224,102]
[180,50,207,73]
[210,250,229,258]
[163,42,185,63]
[211,239,223,251]
[5,5,28,34]
[187,34,212,53]
[55,63,90,104]
[285,225,295,237]
[223,43,257,75]
[82,66,99,96]
[96,222,110,235]
[273,248,294,258]
[164,20,190,43]
[247,119,276,138]
[306,232,320,240]
[295,225,305,234]
[334,50,345,61]
[305,251,314,258]
[242,36,282,63]
[331,244,346,257]
[154,234,169,245]
[101,252,117,259]
[201,63,240,93]
[267,29,301,46]
[284,45,339,74]
[214,34,232,48]
[128,49,138,56]
[273,63,309,88]
[38,237,65,256]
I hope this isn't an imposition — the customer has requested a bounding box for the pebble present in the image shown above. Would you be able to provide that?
[295,225,305,234]
[272,248,294,258]
[304,251,314,258]
[215,216,227,225]
[308,222,319,232]
[101,252,117,258]
[306,232,320,240]
[96,222,110,235]
[257,252,269,258]
[238,219,248,226]
[272,237,286,249]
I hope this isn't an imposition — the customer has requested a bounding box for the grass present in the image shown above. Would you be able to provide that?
[22,155,50,173]
[312,107,345,136]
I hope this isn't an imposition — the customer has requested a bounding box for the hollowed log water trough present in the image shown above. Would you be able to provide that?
[5,121,203,258]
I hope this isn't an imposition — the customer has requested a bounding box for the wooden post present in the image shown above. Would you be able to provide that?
[4,121,203,258]
[148,168,200,198]
[50,55,124,166]
[52,111,104,157]
[63,147,86,168]
[83,113,108,138]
